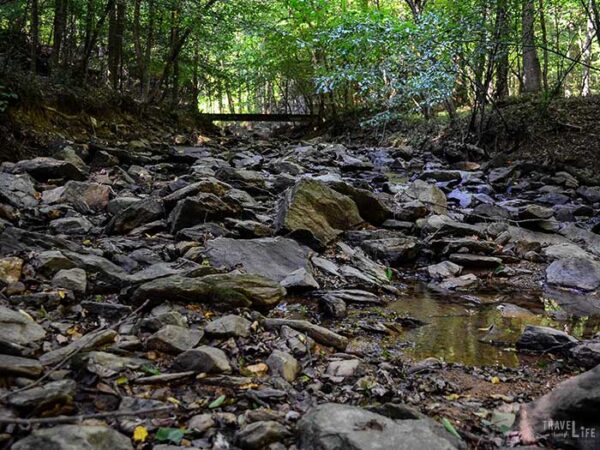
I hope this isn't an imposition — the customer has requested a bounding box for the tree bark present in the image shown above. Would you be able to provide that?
[31,0,39,73]
[494,0,510,99]
[538,0,549,90]
[582,0,594,95]
[52,0,67,67]
[522,0,542,93]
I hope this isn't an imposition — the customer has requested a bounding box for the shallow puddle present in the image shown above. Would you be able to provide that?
[380,284,600,367]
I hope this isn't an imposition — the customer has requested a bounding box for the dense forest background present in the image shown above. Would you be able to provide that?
[2,0,600,127]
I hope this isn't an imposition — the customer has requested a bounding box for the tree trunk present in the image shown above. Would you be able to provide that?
[538,0,549,90]
[494,0,510,99]
[582,0,594,96]
[31,0,39,73]
[522,0,542,93]
[52,0,67,67]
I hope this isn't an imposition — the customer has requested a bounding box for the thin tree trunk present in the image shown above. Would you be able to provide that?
[494,0,510,99]
[539,0,549,90]
[52,0,67,67]
[31,0,39,73]
[582,0,594,96]
[522,0,542,93]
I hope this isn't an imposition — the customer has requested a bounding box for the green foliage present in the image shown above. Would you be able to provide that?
[155,427,186,444]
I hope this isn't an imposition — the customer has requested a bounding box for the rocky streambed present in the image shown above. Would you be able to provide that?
[0,133,600,449]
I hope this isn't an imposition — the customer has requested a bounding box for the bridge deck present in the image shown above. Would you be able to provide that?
[200,113,319,122]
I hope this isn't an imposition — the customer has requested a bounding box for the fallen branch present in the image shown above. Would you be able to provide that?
[0,405,174,425]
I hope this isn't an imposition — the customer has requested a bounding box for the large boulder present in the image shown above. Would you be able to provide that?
[328,181,392,225]
[297,403,459,450]
[546,257,600,291]
[275,179,363,249]
[132,272,285,310]
[514,364,600,448]
[43,181,112,213]
[203,237,313,283]
[516,325,578,353]
[12,425,132,450]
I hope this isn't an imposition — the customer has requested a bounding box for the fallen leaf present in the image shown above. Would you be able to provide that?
[133,426,148,443]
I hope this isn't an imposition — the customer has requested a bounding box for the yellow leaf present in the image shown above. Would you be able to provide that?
[82,239,92,246]
[116,376,129,385]
[491,376,500,384]
[446,393,460,401]
[166,396,181,405]
[58,290,66,299]
[133,426,148,442]
[245,363,268,375]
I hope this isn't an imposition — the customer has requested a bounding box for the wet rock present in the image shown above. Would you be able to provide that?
[0,355,43,378]
[275,178,362,249]
[266,350,300,382]
[50,216,93,234]
[235,420,290,450]
[8,379,76,409]
[109,197,164,234]
[203,237,313,283]
[569,341,600,368]
[173,345,231,373]
[132,272,285,310]
[297,403,459,450]
[40,329,118,365]
[280,267,320,290]
[263,318,348,350]
[0,256,23,284]
[515,364,600,449]
[7,157,86,182]
[12,425,132,450]
[169,194,242,232]
[427,261,462,279]
[546,257,600,291]
[0,173,38,208]
[439,274,478,290]
[204,314,252,338]
[0,305,46,345]
[397,180,447,215]
[516,325,578,353]
[146,325,203,354]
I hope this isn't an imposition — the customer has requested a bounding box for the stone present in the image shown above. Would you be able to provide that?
[132,273,285,310]
[326,359,360,378]
[204,314,252,338]
[360,237,420,265]
[169,194,242,232]
[188,413,216,434]
[516,325,578,353]
[439,274,478,290]
[543,243,591,261]
[577,185,600,203]
[203,237,313,283]
[0,305,45,345]
[280,267,320,290]
[569,341,600,368]
[43,181,111,213]
[421,215,485,239]
[163,178,231,210]
[40,329,117,365]
[235,420,290,450]
[0,173,38,208]
[514,364,600,449]
[52,268,87,294]
[50,216,93,234]
[0,256,23,284]
[173,345,231,373]
[448,253,502,268]
[12,425,132,450]
[397,180,447,215]
[263,318,348,350]
[146,325,203,354]
[266,350,300,382]
[546,257,600,291]
[109,197,164,234]
[62,251,131,293]
[320,295,347,318]
[34,250,76,276]
[8,157,86,182]
[328,181,392,225]
[427,261,462,279]
[0,355,43,378]
[275,178,363,249]
[297,403,459,450]
[8,379,77,409]
[517,204,554,221]
[84,351,147,376]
